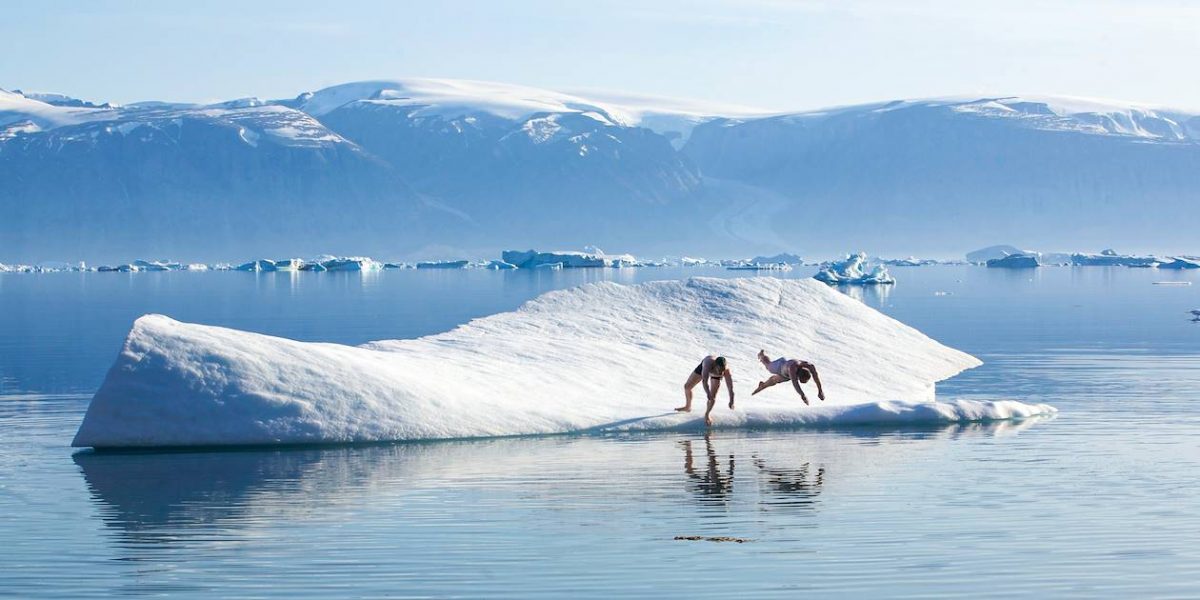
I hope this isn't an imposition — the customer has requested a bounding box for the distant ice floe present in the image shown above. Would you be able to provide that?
[1158,257,1200,270]
[881,256,940,267]
[8,246,1198,275]
[814,253,895,285]
[986,253,1041,268]
[968,245,1194,269]
[750,253,804,265]
[416,260,470,269]
[1070,249,1158,267]
[725,260,793,271]
[966,245,1031,263]
[501,248,638,269]
[71,277,1054,448]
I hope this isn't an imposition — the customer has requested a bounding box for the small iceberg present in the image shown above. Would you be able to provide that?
[416,260,470,269]
[236,259,277,272]
[986,253,1041,268]
[501,248,637,268]
[72,278,1053,448]
[1158,257,1200,270]
[881,257,937,267]
[814,253,895,285]
[750,253,804,265]
[725,261,793,271]
[320,257,382,272]
[966,245,1030,263]
[132,259,180,272]
[484,260,518,270]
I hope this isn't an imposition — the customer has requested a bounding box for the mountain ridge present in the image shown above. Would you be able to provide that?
[3,79,1198,262]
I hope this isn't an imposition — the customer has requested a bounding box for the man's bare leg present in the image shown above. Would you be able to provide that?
[753,375,786,395]
[676,372,702,411]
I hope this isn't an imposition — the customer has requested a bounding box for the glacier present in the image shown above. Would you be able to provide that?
[71,278,1053,448]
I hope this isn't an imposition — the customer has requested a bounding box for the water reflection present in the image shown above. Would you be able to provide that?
[681,433,828,509]
[681,436,735,503]
[838,283,892,309]
[752,455,825,507]
[75,419,1046,553]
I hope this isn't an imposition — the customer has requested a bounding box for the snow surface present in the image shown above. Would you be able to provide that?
[72,278,1053,448]
[293,78,770,145]
[0,89,107,129]
[774,95,1200,142]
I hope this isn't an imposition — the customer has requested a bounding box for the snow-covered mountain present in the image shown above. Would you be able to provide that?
[2,83,1198,262]
[684,95,1200,255]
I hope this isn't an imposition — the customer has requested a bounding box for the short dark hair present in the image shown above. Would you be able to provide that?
[796,367,811,383]
[714,356,727,370]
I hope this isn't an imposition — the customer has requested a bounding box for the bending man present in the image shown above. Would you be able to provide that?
[676,355,735,426]
[751,350,825,405]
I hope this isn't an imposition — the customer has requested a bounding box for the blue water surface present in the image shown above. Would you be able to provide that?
[1,265,1198,598]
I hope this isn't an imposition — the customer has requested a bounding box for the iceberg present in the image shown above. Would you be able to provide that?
[750,253,804,265]
[814,253,895,285]
[132,259,180,271]
[986,253,1041,268]
[1070,250,1158,267]
[501,249,637,269]
[725,262,792,271]
[72,278,1053,448]
[1157,257,1200,270]
[881,257,938,267]
[320,257,382,272]
[966,245,1030,263]
[272,258,304,271]
[416,260,470,269]
[236,259,276,272]
[502,249,606,268]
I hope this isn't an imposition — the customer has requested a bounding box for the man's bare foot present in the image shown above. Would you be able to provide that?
[728,399,735,410]
[752,381,766,395]
[800,397,809,406]
[675,406,691,412]
[705,414,714,427]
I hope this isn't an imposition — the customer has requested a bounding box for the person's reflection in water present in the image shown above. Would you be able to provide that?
[752,454,825,507]
[680,433,734,503]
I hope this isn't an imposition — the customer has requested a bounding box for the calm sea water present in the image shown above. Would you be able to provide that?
[1,266,1198,598]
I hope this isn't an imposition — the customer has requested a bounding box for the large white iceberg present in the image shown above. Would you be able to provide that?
[72,278,1053,448]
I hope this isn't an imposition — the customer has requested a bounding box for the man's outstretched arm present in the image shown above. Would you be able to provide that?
[790,366,809,405]
[801,362,825,401]
[724,370,735,409]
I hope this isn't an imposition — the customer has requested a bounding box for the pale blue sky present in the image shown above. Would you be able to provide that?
[6,0,1198,110]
